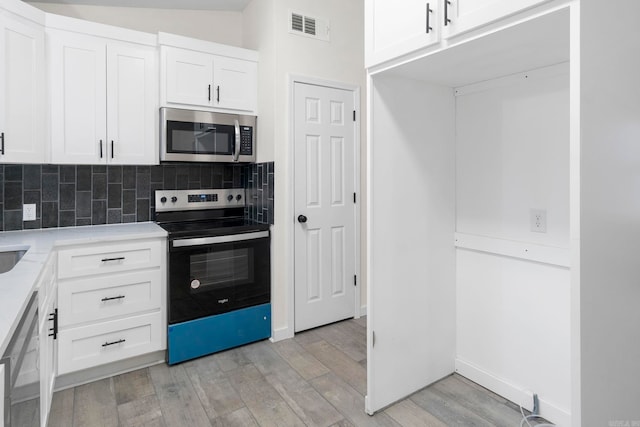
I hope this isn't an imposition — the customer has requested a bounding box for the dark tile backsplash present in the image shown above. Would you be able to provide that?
[244,162,275,225]
[0,162,275,232]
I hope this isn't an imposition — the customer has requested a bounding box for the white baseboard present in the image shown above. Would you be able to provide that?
[455,358,571,426]
[270,325,294,342]
[360,304,367,317]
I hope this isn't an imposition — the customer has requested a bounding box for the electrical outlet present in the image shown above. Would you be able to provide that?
[530,208,547,233]
[23,204,36,221]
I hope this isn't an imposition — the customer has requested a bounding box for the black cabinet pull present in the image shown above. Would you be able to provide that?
[101,295,125,302]
[101,256,125,262]
[48,308,58,340]
[216,85,220,103]
[111,140,114,159]
[426,3,433,33]
[101,338,125,347]
[99,140,103,158]
[444,0,451,26]
[208,84,211,101]
[1,132,4,155]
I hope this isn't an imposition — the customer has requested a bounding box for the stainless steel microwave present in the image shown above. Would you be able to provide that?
[160,107,256,163]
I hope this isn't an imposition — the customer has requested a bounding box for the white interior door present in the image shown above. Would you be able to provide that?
[294,82,357,333]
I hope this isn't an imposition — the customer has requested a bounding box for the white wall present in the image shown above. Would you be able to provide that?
[580,0,640,423]
[243,0,366,338]
[29,2,244,46]
[455,66,571,424]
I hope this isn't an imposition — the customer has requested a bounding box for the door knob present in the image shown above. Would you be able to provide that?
[297,214,308,223]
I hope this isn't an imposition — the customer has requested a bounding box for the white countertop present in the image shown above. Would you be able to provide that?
[0,222,167,356]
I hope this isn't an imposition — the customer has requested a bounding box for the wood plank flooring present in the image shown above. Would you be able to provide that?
[40,317,533,427]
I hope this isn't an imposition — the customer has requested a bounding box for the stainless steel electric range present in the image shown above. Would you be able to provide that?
[154,188,271,365]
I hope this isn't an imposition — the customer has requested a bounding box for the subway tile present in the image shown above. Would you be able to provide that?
[92,200,107,225]
[76,218,91,227]
[4,165,21,181]
[136,166,150,174]
[4,210,22,231]
[59,210,76,227]
[189,165,200,182]
[60,183,75,211]
[24,165,41,190]
[122,190,136,215]
[42,173,59,202]
[108,165,123,184]
[4,182,22,210]
[23,218,42,230]
[76,191,92,218]
[150,165,163,183]
[108,209,122,224]
[42,165,58,174]
[122,214,136,223]
[136,199,149,222]
[42,202,59,228]
[108,183,122,209]
[163,166,176,189]
[136,172,150,199]
[123,166,136,189]
[76,166,92,191]
[92,165,106,174]
[92,173,107,200]
[176,174,188,190]
[60,165,76,183]
[23,190,40,206]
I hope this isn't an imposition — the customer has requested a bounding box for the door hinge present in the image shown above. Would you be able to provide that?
[354,274,357,286]
[353,110,356,121]
[353,192,356,203]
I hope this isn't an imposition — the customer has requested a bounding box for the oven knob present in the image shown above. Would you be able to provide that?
[171,196,178,203]
[236,194,242,201]
[227,195,234,202]
[160,196,167,203]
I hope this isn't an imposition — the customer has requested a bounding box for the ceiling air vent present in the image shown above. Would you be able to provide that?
[289,11,330,42]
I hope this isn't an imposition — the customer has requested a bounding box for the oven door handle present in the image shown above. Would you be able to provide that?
[233,119,241,162]
[172,230,269,248]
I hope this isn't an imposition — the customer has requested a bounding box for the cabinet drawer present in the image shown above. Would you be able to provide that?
[58,311,163,375]
[58,270,162,327]
[58,240,161,279]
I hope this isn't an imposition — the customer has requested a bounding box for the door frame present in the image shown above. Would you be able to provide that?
[288,75,362,335]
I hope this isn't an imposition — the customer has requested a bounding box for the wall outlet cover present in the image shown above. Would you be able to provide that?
[530,208,547,233]
[23,204,37,221]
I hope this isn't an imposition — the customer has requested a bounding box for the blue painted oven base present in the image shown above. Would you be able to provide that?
[167,303,271,365]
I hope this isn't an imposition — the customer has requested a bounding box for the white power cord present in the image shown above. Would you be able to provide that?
[519,404,556,427]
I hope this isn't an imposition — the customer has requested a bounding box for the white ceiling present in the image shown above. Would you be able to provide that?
[27,0,252,11]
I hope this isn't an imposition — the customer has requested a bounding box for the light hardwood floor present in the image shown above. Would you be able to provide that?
[41,317,533,427]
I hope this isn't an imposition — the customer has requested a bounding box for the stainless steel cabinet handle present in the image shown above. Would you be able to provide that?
[444,0,451,26]
[426,3,433,33]
[101,295,125,302]
[101,256,125,262]
[101,339,125,347]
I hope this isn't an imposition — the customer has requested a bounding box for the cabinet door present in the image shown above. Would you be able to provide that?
[106,43,158,165]
[0,12,45,164]
[442,0,551,38]
[49,30,107,164]
[165,47,213,107]
[39,284,56,427]
[365,0,440,67]
[212,55,257,112]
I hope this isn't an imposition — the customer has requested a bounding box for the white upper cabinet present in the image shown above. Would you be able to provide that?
[160,32,258,114]
[365,0,441,67]
[442,0,552,38]
[0,3,46,164]
[366,0,554,67]
[48,16,158,165]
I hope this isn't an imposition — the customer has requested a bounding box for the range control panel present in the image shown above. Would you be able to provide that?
[155,188,245,212]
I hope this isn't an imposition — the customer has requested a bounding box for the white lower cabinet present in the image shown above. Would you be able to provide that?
[0,364,4,427]
[56,238,165,377]
[57,312,163,375]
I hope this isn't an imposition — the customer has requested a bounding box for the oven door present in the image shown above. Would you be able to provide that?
[168,231,270,324]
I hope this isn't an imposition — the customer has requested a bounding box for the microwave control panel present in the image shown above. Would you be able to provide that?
[240,127,253,155]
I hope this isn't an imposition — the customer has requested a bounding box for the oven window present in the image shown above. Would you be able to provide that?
[190,248,254,291]
[167,120,234,155]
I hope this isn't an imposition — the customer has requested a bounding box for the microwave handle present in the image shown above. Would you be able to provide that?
[233,119,241,161]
